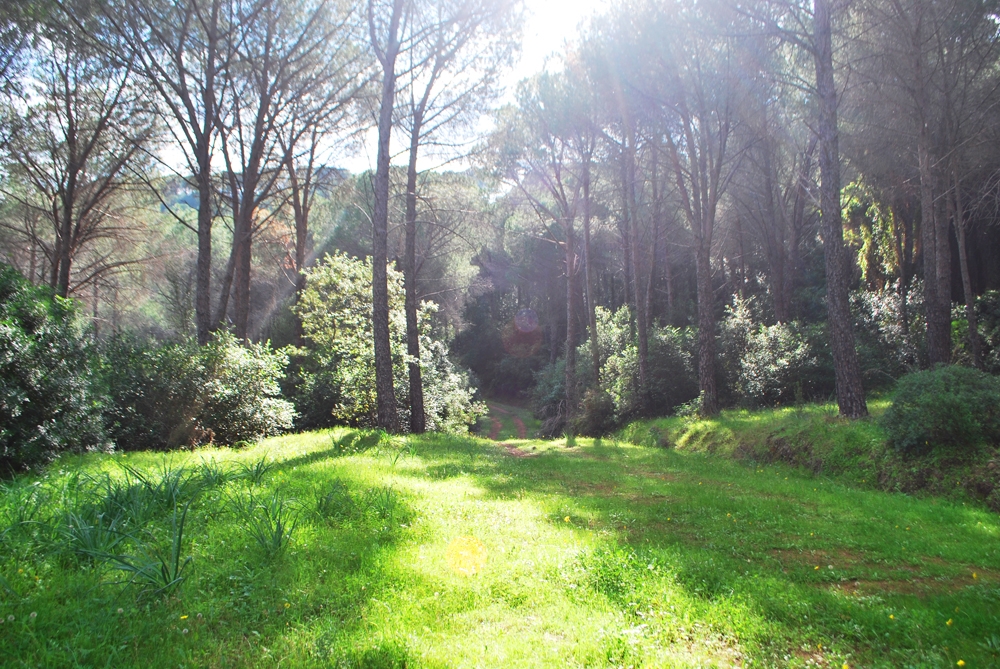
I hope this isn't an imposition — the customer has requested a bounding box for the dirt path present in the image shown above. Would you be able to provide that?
[485,402,534,456]
[501,443,533,457]
[487,416,502,441]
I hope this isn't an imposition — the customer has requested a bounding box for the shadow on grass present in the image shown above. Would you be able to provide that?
[392,433,1000,666]
[0,449,425,669]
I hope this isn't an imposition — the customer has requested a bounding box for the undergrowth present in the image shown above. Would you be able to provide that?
[620,400,1000,512]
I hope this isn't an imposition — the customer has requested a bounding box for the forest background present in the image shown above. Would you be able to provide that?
[5,0,1000,473]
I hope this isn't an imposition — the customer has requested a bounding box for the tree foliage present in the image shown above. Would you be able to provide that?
[294,252,484,432]
[0,263,107,472]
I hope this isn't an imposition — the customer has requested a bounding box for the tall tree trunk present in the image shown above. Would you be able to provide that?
[56,196,73,297]
[288,160,309,345]
[625,128,648,390]
[564,218,578,418]
[762,148,787,321]
[695,237,718,415]
[55,153,80,297]
[890,203,911,336]
[215,245,237,330]
[582,150,600,385]
[736,213,751,306]
[786,146,812,321]
[918,136,949,364]
[196,167,214,343]
[195,2,221,345]
[49,232,60,290]
[814,0,868,418]
[232,215,253,340]
[620,219,633,321]
[404,112,425,433]
[663,238,675,325]
[645,215,658,334]
[370,0,403,433]
[952,171,980,368]
[933,165,952,363]
[647,146,661,328]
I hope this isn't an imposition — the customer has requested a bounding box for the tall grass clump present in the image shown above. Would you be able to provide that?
[94,501,194,598]
[229,491,298,558]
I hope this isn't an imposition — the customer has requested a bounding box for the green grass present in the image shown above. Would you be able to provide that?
[618,402,892,480]
[1,415,999,668]
[618,401,1000,510]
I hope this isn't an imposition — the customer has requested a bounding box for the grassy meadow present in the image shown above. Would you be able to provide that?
[1,403,999,668]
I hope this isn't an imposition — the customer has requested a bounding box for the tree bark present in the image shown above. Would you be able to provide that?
[195,166,214,343]
[695,237,718,415]
[56,171,76,297]
[786,145,812,321]
[918,136,950,364]
[890,203,911,336]
[761,146,787,321]
[369,0,404,433]
[582,148,600,384]
[404,111,425,433]
[287,152,313,345]
[564,217,578,417]
[952,171,980,368]
[231,216,253,340]
[214,245,236,330]
[195,0,222,345]
[814,0,868,418]
[624,127,648,390]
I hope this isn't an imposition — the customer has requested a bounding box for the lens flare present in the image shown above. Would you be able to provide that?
[445,536,488,576]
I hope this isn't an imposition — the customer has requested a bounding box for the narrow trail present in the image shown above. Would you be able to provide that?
[487,416,502,440]
[485,401,535,456]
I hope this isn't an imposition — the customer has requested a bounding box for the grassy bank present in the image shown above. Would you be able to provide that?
[619,401,1000,512]
[1,422,999,667]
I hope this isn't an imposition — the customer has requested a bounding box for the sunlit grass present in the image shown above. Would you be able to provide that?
[1,412,998,668]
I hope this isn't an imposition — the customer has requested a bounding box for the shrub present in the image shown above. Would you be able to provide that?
[100,335,207,450]
[740,322,827,406]
[198,334,296,445]
[976,290,1000,374]
[602,311,698,420]
[533,306,698,434]
[719,296,834,407]
[294,252,484,432]
[101,332,295,451]
[851,285,921,387]
[419,338,487,433]
[0,264,108,472]
[882,365,1000,455]
[572,388,616,436]
[530,357,567,436]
